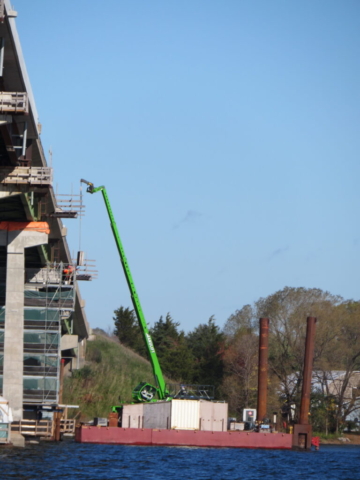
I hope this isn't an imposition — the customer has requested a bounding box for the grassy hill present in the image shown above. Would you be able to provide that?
[63,331,156,421]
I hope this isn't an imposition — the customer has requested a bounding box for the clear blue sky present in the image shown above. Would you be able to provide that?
[14,0,360,332]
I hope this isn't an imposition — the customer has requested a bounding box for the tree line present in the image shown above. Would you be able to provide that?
[113,286,360,433]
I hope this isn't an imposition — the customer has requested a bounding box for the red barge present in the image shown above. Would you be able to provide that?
[75,426,293,449]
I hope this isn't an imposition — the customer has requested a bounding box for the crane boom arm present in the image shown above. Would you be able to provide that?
[81,179,168,400]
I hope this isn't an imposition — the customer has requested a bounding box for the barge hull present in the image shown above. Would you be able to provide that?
[76,426,293,449]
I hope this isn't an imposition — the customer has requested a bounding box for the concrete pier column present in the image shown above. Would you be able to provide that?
[1,228,47,421]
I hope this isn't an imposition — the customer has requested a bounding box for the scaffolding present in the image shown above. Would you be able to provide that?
[49,193,85,219]
[23,262,76,405]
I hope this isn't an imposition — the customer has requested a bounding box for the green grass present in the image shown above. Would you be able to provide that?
[63,333,156,421]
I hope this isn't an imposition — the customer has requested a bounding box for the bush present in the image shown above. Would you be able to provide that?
[72,365,93,379]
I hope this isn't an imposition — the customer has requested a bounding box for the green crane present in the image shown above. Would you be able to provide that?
[81,179,169,402]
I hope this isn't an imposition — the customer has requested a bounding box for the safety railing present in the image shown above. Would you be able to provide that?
[0,166,52,185]
[0,92,28,113]
[11,419,53,437]
[61,419,76,435]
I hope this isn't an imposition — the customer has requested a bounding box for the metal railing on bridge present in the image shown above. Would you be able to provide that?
[0,166,52,185]
[0,92,28,113]
[11,418,76,438]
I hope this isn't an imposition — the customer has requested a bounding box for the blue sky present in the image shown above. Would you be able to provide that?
[14,0,360,332]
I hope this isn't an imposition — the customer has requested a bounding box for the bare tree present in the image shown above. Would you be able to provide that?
[222,333,258,413]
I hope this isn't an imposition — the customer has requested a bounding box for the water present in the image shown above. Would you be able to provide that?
[0,440,359,480]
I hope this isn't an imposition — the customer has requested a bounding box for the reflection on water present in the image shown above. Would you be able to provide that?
[0,440,360,480]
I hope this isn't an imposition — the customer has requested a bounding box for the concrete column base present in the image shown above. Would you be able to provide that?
[10,432,25,447]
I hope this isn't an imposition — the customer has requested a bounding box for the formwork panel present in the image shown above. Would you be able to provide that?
[122,404,144,429]
[199,401,228,432]
[144,401,171,429]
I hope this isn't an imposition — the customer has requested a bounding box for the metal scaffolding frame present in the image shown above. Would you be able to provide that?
[23,262,76,404]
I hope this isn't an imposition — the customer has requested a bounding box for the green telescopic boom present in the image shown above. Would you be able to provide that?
[81,179,168,401]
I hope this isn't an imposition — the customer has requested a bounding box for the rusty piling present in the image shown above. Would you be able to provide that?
[257,317,269,422]
[299,317,317,425]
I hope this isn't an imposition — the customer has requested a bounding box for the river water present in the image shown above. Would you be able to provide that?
[0,440,359,480]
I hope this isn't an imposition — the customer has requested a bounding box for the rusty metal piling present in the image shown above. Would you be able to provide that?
[299,317,317,425]
[293,316,317,450]
[257,317,269,422]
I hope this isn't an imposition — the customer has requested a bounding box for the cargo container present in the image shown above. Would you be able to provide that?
[171,399,200,430]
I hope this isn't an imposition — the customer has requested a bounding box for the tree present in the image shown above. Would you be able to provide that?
[221,333,258,415]
[113,306,146,356]
[317,301,360,432]
[255,286,342,415]
[223,304,257,339]
[221,287,360,431]
[150,313,194,382]
[221,305,259,414]
[186,316,225,393]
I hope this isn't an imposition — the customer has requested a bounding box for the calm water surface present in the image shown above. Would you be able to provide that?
[0,440,359,480]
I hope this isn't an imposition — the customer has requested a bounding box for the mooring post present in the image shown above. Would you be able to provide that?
[299,317,317,424]
[293,316,317,449]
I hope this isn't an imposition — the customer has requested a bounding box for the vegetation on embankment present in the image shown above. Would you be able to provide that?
[63,331,157,421]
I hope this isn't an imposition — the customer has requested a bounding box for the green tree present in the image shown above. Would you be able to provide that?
[223,304,257,339]
[151,313,194,382]
[186,316,225,393]
[113,306,146,356]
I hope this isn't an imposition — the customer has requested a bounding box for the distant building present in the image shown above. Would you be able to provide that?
[282,371,360,428]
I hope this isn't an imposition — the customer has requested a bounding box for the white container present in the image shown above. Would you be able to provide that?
[144,401,171,429]
[171,399,200,430]
[199,400,228,432]
[122,403,144,428]
[229,422,245,431]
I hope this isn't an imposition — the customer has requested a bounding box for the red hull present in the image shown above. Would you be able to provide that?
[75,426,293,449]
